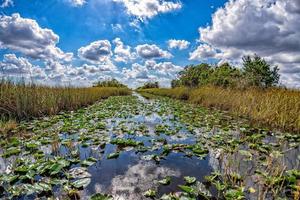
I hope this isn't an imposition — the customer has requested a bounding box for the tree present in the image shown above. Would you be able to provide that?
[178,63,212,87]
[138,81,159,89]
[93,78,127,88]
[209,63,242,87]
[171,79,181,88]
[242,55,280,88]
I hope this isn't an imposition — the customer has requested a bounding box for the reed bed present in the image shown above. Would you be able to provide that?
[139,86,300,132]
[0,81,131,121]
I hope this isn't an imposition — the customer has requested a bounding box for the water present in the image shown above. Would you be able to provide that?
[0,93,299,199]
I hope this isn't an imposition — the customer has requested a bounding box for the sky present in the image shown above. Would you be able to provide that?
[0,0,299,88]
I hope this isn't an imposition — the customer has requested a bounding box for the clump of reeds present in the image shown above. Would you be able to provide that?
[139,86,300,132]
[0,80,130,121]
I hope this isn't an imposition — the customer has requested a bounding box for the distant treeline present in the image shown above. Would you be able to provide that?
[171,55,280,89]
[137,82,159,90]
[93,78,128,88]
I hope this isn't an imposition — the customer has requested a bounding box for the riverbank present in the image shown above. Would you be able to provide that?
[0,81,131,133]
[138,86,300,133]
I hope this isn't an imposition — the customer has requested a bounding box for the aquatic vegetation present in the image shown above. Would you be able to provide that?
[143,189,156,198]
[139,86,300,132]
[158,176,171,185]
[0,93,299,199]
[90,193,113,200]
[0,80,131,122]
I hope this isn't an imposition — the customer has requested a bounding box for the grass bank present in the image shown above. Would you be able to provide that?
[139,86,300,132]
[0,81,131,121]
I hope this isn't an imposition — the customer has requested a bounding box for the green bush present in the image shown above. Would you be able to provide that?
[242,55,280,88]
[137,81,159,90]
[93,78,127,88]
[171,55,280,89]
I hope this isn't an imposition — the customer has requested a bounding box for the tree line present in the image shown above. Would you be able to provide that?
[171,55,280,89]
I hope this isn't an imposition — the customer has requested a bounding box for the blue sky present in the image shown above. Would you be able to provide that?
[0,0,300,88]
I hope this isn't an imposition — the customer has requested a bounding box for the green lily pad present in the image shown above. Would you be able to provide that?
[143,189,156,198]
[158,176,171,185]
[72,178,91,189]
[90,193,113,200]
[107,152,120,159]
[184,176,197,185]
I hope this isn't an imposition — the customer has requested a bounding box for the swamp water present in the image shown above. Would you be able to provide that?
[0,93,299,200]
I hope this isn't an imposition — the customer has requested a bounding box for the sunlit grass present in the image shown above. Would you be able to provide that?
[0,80,131,121]
[139,86,300,132]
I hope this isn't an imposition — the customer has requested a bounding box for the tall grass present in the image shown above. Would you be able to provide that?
[0,81,131,121]
[139,86,300,132]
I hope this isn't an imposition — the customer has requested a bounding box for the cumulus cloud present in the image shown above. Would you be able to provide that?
[136,44,172,60]
[189,44,218,61]
[114,0,182,20]
[123,63,149,79]
[0,54,32,75]
[78,40,112,64]
[168,39,190,50]
[145,60,181,75]
[191,0,300,87]
[0,54,46,80]
[68,0,86,7]
[1,0,13,8]
[122,59,182,88]
[113,38,135,63]
[0,13,73,62]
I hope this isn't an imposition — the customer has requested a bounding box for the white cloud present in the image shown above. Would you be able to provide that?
[191,0,300,87]
[145,60,181,75]
[122,59,182,88]
[111,24,123,33]
[0,13,73,62]
[0,54,46,80]
[112,38,136,63]
[136,44,172,59]
[168,39,190,50]
[0,0,13,8]
[78,40,112,64]
[123,63,149,79]
[68,0,86,7]
[0,54,32,75]
[114,0,182,20]
[189,44,218,61]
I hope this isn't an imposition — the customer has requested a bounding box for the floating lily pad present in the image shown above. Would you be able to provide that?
[107,152,120,159]
[143,189,156,198]
[184,176,197,185]
[158,176,171,185]
[90,193,113,200]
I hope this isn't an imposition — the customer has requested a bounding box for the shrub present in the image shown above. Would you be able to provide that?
[137,81,159,89]
[171,54,280,89]
[242,55,280,88]
[93,78,127,88]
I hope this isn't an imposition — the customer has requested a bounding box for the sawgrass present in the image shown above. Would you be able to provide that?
[139,86,300,132]
[0,81,131,121]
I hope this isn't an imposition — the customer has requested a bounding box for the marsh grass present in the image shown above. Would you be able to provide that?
[0,80,130,122]
[139,86,300,132]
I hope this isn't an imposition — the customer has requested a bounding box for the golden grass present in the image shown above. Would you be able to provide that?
[139,86,300,132]
[0,81,131,121]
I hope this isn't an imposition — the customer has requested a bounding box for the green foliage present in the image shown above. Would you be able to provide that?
[137,81,159,89]
[171,54,280,89]
[208,63,242,87]
[178,63,212,87]
[93,78,127,88]
[242,55,280,88]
